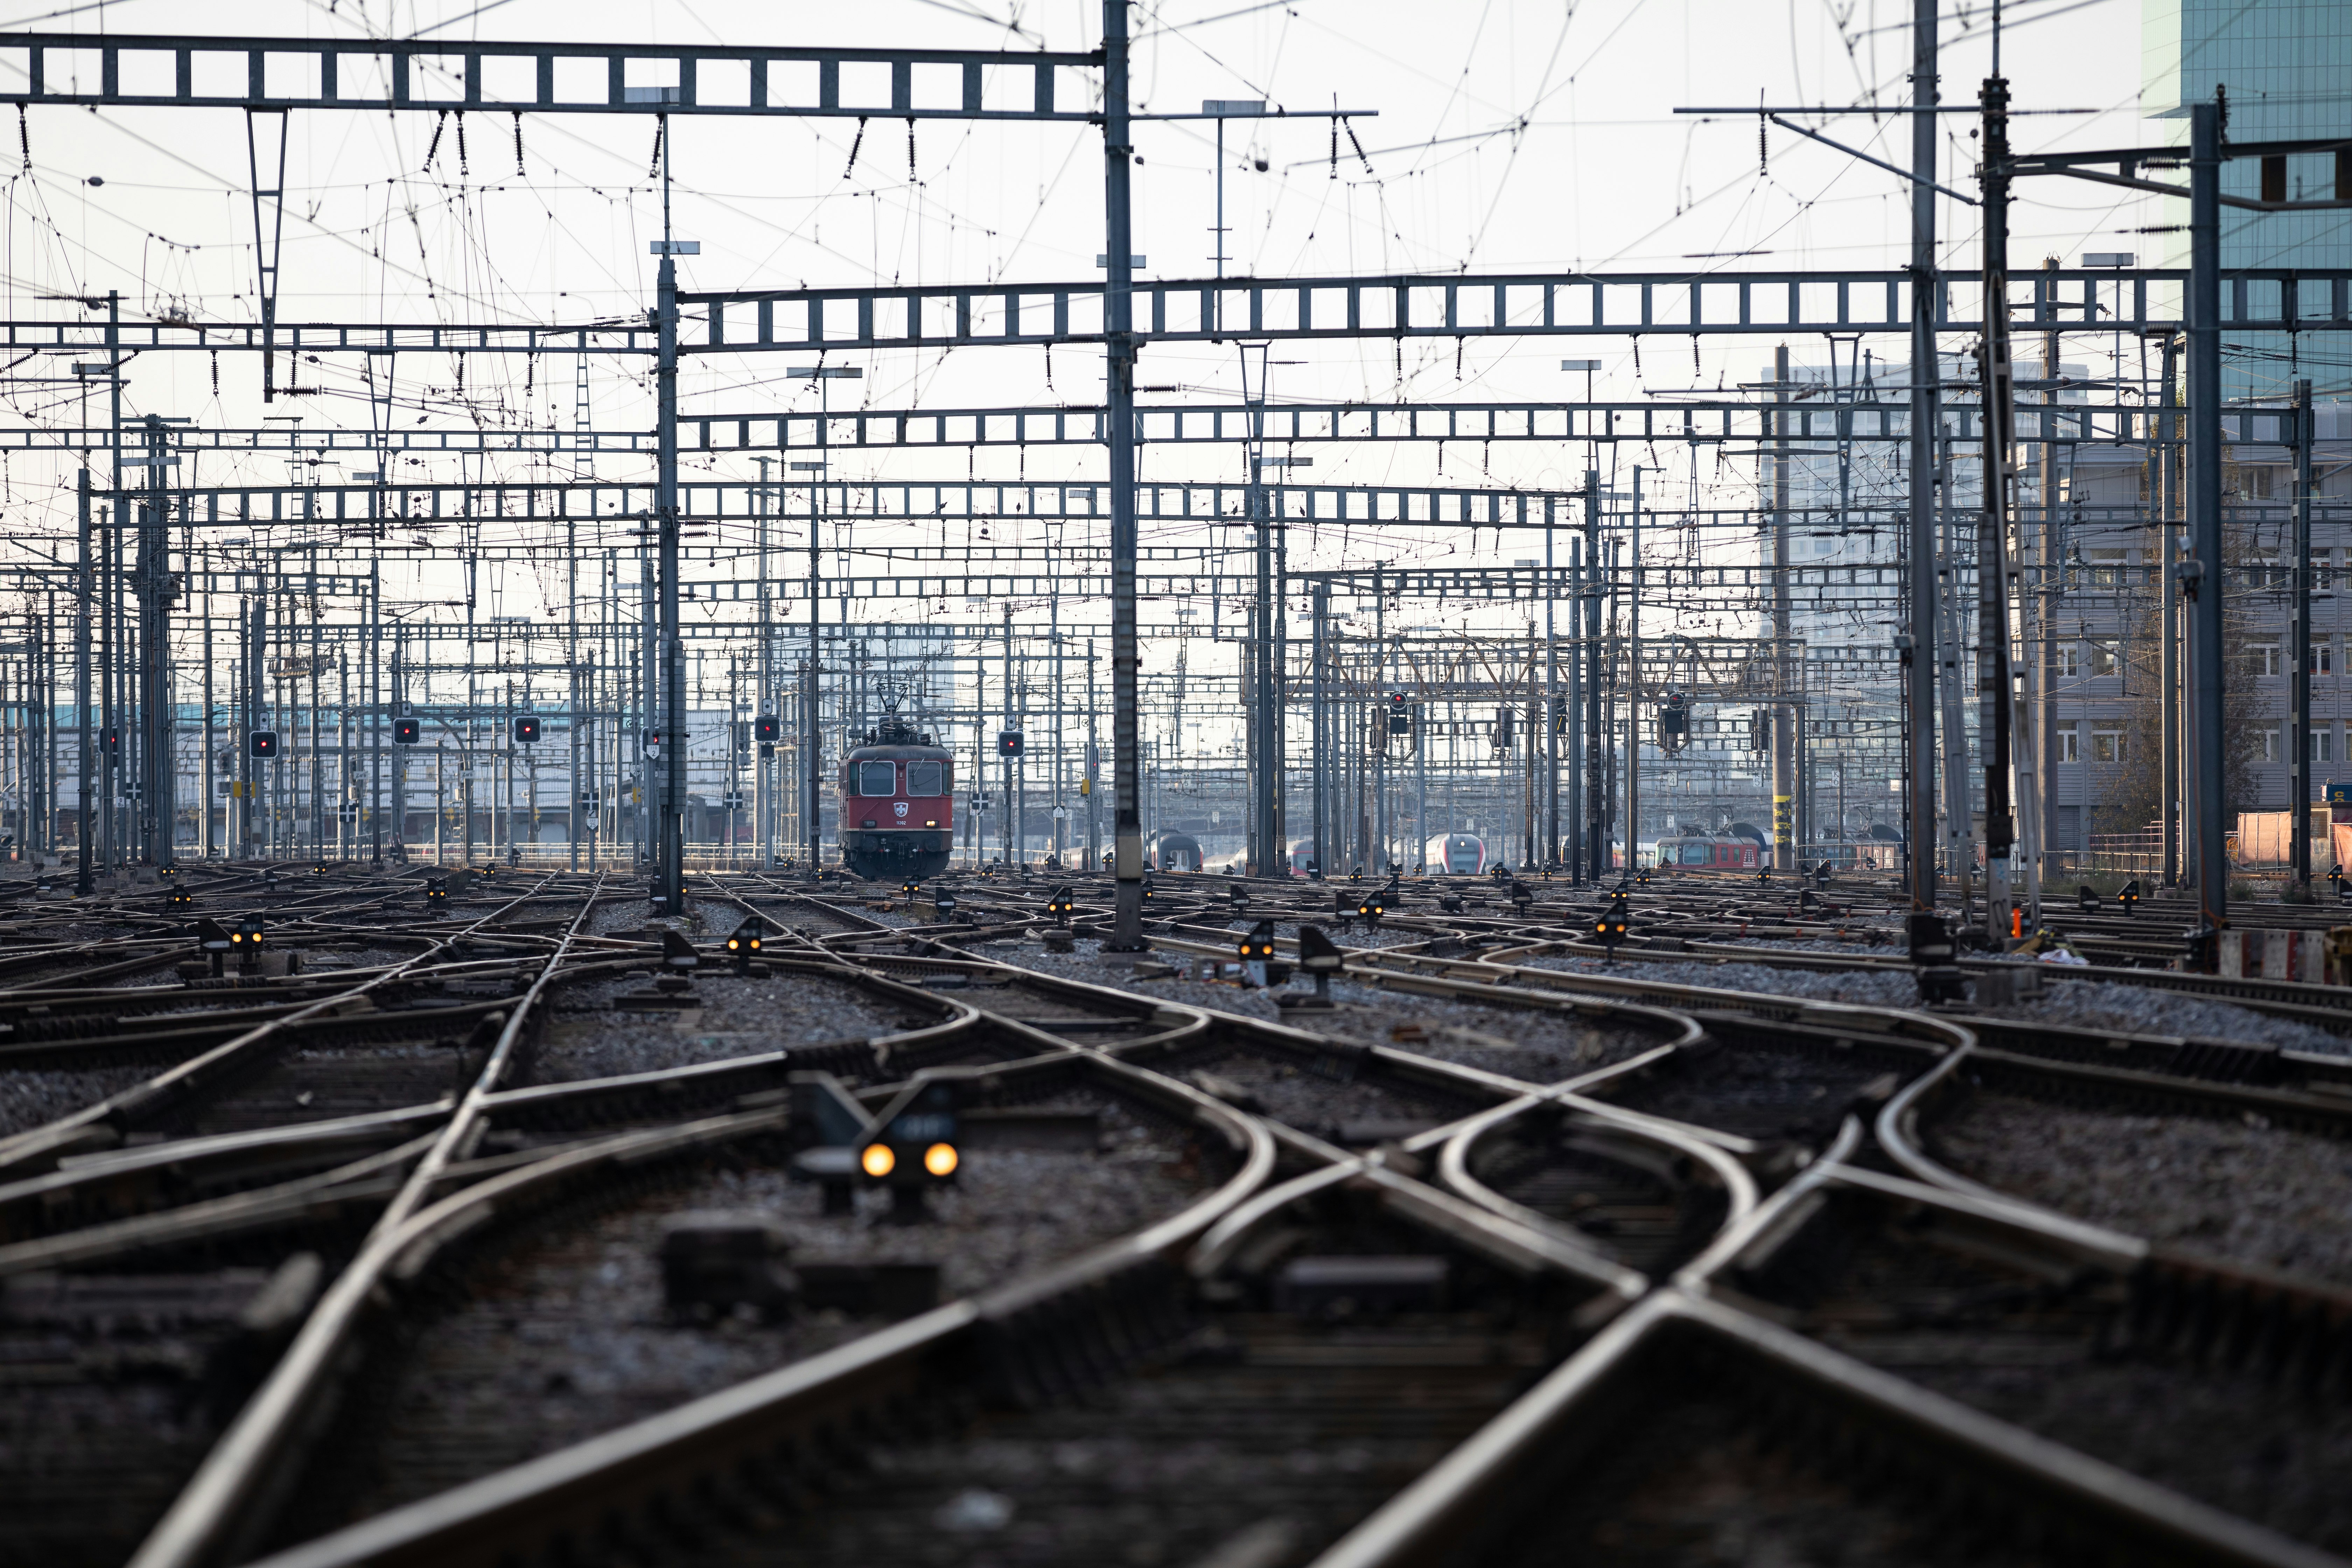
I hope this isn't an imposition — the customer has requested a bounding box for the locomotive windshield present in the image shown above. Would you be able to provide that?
[855,761,897,797]
[905,760,947,796]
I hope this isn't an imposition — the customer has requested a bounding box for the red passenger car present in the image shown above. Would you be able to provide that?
[1654,835,1760,871]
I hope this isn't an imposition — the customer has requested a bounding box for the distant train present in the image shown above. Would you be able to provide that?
[1423,833,1489,875]
[838,717,954,881]
[1289,839,1317,876]
[1152,832,1205,872]
[1654,834,1761,871]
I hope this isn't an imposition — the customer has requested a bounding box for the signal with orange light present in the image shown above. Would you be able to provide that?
[724,915,768,973]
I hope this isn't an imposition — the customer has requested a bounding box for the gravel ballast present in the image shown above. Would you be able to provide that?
[988,940,1666,1081]
[1896,1348,2352,1556]
[532,969,938,1084]
[1518,953,1930,1009]
[1517,953,2352,1054]
[1490,1392,2057,1567]
[327,1093,1212,1527]
[1928,1088,2352,1286]
[0,1064,159,1137]
[1983,976,2349,1054]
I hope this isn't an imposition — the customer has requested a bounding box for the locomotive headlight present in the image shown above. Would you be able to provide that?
[923,1142,959,1177]
[860,1144,896,1178]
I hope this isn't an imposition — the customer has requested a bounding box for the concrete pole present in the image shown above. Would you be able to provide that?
[1567,533,1584,882]
[1002,605,1017,864]
[1104,0,1145,945]
[1976,71,2018,942]
[1583,471,1606,880]
[1772,345,1794,871]
[1627,469,1643,872]
[1545,509,1559,868]
[1311,583,1328,875]
[2187,99,2226,932]
[75,471,92,894]
[2160,334,2181,884]
[1086,642,1100,870]
[2033,255,2061,920]
[654,160,686,909]
[1904,0,1941,918]
[2291,378,2315,886]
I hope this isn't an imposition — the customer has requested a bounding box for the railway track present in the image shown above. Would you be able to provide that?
[2,865,2350,1568]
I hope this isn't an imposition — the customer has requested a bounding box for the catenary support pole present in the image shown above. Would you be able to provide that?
[75,470,92,894]
[2031,255,2060,921]
[2160,333,2182,884]
[2187,98,2227,935]
[1772,345,1794,871]
[1567,534,1584,882]
[1312,581,1328,876]
[1626,468,1643,872]
[1105,0,1145,947]
[1545,512,1559,869]
[2291,377,2314,887]
[1905,0,1940,919]
[653,120,686,910]
[1584,470,1606,880]
[1977,70,2018,943]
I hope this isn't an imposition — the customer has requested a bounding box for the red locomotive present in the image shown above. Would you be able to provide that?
[839,715,954,881]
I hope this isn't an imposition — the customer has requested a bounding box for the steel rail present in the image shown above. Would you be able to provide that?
[226,1050,1278,1568]
[128,873,606,1568]
[0,873,575,1180]
[1306,1283,2340,1568]
[227,1025,1738,1568]
[0,967,991,1276]
[1875,1040,2352,1210]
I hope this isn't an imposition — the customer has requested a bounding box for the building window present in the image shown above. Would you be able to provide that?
[2056,724,2079,763]
[2058,644,2081,680]
[2260,727,2279,763]
[2314,639,2334,676]
[2089,643,2119,678]
[2086,547,2128,588]
[2314,728,2336,765]
[2253,643,2281,678]
[2091,729,2126,764]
